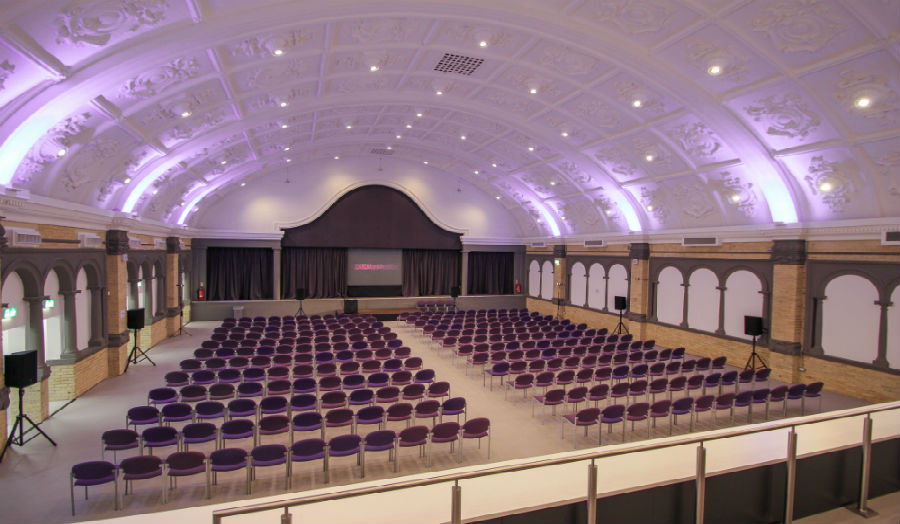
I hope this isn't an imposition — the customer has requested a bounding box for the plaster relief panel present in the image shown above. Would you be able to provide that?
[730,85,839,150]
[118,56,207,100]
[664,116,736,165]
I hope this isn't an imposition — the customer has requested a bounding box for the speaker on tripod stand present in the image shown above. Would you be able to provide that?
[613,296,629,335]
[1,350,56,462]
[743,315,768,370]
[124,308,155,371]
[295,288,307,316]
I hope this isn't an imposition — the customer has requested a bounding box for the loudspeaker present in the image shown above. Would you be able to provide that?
[4,350,38,388]
[296,288,307,300]
[344,299,358,314]
[126,308,145,330]
[744,316,764,336]
[614,296,627,311]
[450,286,460,298]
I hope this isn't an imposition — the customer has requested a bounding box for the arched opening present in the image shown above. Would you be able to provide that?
[606,264,628,311]
[42,269,64,361]
[540,261,554,301]
[569,262,586,307]
[687,268,719,333]
[723,270,764,340]
[887,285,899,369]
[822,275,879,365]
[656,266,684,326]
[528,260,540,298]
[1,272,28,356]
[587,263,606,310]
[75,268,92,350]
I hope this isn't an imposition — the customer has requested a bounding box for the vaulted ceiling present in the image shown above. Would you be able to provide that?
[0,0,897,240]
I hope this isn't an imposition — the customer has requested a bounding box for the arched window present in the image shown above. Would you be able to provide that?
[540,261,554,300]
[606,264,628,311]
[528,260,540,297]
[822,275,879,365]
[1,272,28,356]
[569,262,586,307]
[656,266,684,325]
[687,268,719,333]
[75,268,91,350]
[723,270,764,340]
[587,264,606,310]
[42,269,64,361]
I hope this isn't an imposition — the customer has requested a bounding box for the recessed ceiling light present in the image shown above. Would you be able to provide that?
[56,148,67,157]
[730,193,740,203]
[605,209,612,215]
[240,182,246,187]
[479,40,488,47]
[396,134,402,139]
[854,97,871,108]
[180,201,185,206]
[632,99,642,108]
[646,204,654,211]
[386,146,392,150]
[460,135,466,140]
[529,88,538,95]
[285,158,291,163]
[152,189,158,195]
[124,177,132,184]
[284,146,290,151]
[423,161,429,165]
[819,181,833,192]
[405,124,412,129]
[495,195,500,199]
[416,112,423,118]
[220,160,227,165]
[369,65,379,72]
[560,131,568,137]
[280,102,288,108]
[346,124,352,129]
[528,146,534,152]
[435,90,443,95]
[473,170,479,174]
[644,154,654,162]
[491,162,497,168]
[536,219,542,224]
[180,111,192,118]
[707,65,722,76]
[333,156,340,160]
[550,181,556,186]
[561,216,566,220]
[273,49,284,56]
[281,124,288,129]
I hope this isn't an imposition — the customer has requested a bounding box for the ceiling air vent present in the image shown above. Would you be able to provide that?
[584,240,606,247]
[78,232,102,249]
[6,227,41,247]
[531,242,547,248]
[883,231,900,245]
[153,238,167,250]
[682,236,720,247]
[370,148,394,155]
[128,236,142,249]
[433,53,484,76]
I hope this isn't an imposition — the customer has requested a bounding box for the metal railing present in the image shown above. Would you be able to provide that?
[212,401,899,524]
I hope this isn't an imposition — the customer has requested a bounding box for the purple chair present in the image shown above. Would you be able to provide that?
[126,406,160,430]
[648,378,668,402]
[257,415,290,443]
[737,369,756,391]
[237,382,264,398]
[164,451,208,499]
[600,404,626,445]
[594,367,613,384]
[665,361,681,376]
[401,383,426,402]
[649,400,671,437]
[754,368,772,389]
[414,369,436,384]
[361,430,397,477]
[324,434,362,483]
[249,444,289,492]
[628,380,648,402]
[349,388,375,407]
[292,412,324,439]
[440,397,467,423]
[161,402,193,425]
[194,401,226,422]
[180,385,208,403]
[693,395,715,427]
[291,439,326,486]
[565,386,588,412]
[428,422,461,465]
[292,377,317,395]
[375,386,401,404]
[427,381,451,400]
[209,448,249,495]
[220,419,256,448]
[165,371,190,387]
[506,374,534,399]
[414,400,441,424]
[148,388,178,405]
[720,370,738,393]
[671,397,694,433]
[562,407,600,448]
[101,429,139,462]
[290,394,317,413]
[181,422,217,451]
[460,418,491,460]
[395,425,429,472]
[484,362,509,390]
[626,403,650,441]
[227,398,258,421]
[368,373,390,389]
[70,460,118,514]
[803,382,824,414]
[786,384,808,416]
[118,455,163,506]
[355,405,386,433]
[734,391,754,423]
[611,365,630,383]
[713,393,736,425]
[320,391,347,410]
[588,384,609,407]
[386,402,414,428]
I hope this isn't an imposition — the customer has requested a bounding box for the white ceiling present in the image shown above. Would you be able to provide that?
[0,0,897,241]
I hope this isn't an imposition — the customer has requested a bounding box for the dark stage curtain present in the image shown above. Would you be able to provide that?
[402,249,459,296]
[206,247,273,300]
[467,251,515,295]
[281,247,347,298]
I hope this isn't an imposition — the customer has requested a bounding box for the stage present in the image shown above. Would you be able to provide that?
[188,294,526,321]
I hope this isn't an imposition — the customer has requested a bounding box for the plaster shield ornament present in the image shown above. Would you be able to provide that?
[17,112,93,181]
[62,137,121,192]
[56,0,169,46]
[833,68,899,124]
[667,122,721,158]
[685,39,748,82]
[564,198,603,227]
[556,160,592,186]
[570,98,621,129]
[0,60,15,91]
[640,186,670,223]
[873,150,900,198]
[745,93,822,139]
[751,0,844,53]
[120,57,201,99]
[670,182,714,219]
[614,79,665,114]
[351,18,409,44]
[592,192,620,223]
[594,0,672,34]
[246,59,306,89]
[444,24,509,48]
[594,147,638,179]
[161,110,227,145]
[710,171,758,217]
[631,137,673,168]
[538,44,599,77]
[804,155,857,212]
[230,29,314,58]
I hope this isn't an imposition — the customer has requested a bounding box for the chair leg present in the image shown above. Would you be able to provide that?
[70,476,75,516]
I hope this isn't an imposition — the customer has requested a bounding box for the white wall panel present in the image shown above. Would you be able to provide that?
[75,269,91,350]
[887,286,899,369]
[656,266,684,326]
[723,271,763,340]
[42,270,63,361]
[606,264,628,310]
[1,272,27,355]
[587,264,606,310]
[540,261,554,300]
[687,268,719,333]
[822,275,879,365]
[569,262,586,307]
[528,260,540,298]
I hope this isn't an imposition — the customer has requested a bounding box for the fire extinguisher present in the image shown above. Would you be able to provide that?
[515,279,522,294]
[197,282,205,301]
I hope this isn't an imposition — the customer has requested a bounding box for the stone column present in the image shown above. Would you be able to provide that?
[87,286,105,347]
[627,243,651,338]
[714,285,727,336]
[165,237,181,336]
[874,299,892,368]
[105,230,130,375]
[553,245,567,319]
[680,281,690,328]
[769,239,807,382]
[58,290,79,357]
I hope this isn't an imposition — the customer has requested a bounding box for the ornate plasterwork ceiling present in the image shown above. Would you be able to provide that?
[0,0,897,239]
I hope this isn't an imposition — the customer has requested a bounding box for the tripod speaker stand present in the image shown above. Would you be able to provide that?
[124,308,155,372]
[1,350,56,463]
[295,288,307,316]
[612,296,629,335]
[743,315,768,371]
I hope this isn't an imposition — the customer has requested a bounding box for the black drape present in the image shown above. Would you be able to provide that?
[281,247,347,298]
[402,249,460,296]
[467,251,515,295]
[206,247,273,300]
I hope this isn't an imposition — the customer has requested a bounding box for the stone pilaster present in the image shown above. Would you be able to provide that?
[106,230,130,375]
[769,239,807,381]
[165,237,181,336]
[627,243,651,338]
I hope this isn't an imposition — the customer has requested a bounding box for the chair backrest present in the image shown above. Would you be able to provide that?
[575,407,601,423]
[357,405,385,421]
[627,402,650,417]
[567,386,588,401]
[398,425,429,444]
[387,402,413,418]
[694,395,715,409]
[601,404,626,419]
[589,384,609,397]
[442,397,466,411]
[328,434,362,453]
[805,382,824,396]
[770,385,789,400]
[431,422,461,438]
[672,397,693,412]
[462,417,490,434]
[364,429,396,447]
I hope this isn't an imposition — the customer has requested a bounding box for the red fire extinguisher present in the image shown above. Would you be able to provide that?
[197,282,205,301]
[515,279,522,294]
